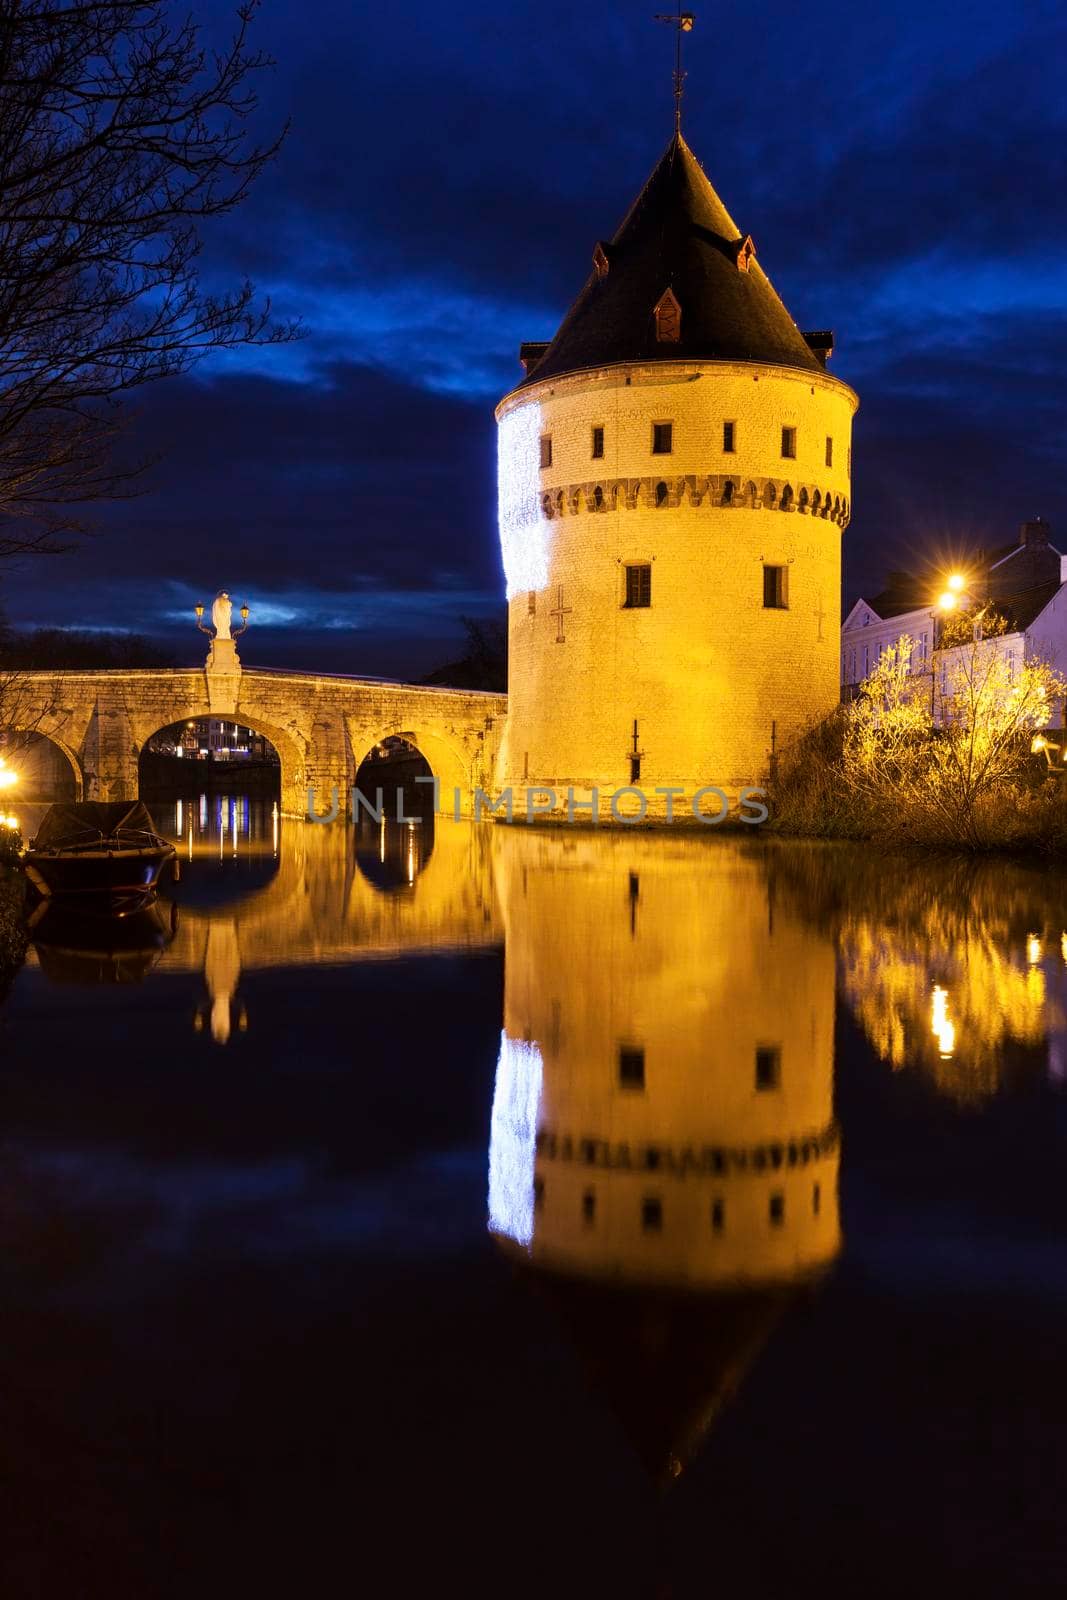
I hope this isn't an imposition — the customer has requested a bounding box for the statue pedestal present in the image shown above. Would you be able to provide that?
[204,637,242,715]
[206,638,241,674]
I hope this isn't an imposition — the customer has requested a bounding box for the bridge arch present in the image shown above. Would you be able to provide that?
[352,725,474,812]
[5,726,83,801]
[129,704,308,817]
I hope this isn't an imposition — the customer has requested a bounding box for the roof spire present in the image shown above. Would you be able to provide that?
[654,6,696,135]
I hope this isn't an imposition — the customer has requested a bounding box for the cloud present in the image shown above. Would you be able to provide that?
[3,0,1064,663]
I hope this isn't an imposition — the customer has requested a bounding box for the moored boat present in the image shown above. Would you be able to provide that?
[24,800,176,909]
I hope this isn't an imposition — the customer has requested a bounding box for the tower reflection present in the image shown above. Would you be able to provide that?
[488,831,841,1481]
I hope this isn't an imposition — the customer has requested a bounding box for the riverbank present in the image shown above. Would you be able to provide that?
[766,708,1067,853]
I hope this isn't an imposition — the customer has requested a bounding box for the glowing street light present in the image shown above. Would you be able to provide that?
[937,591,958,612]
[947,572,966,593]
[0,757,18,790]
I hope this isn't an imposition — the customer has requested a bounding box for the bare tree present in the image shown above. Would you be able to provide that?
[0,0,294,555]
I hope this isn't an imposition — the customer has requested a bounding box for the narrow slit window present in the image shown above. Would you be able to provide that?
[711,1198,724,1233]
[591,425,605,459]
[825,436,833,468]
[652,421,673,455]
[539,434,552,470]
[527,591,536,615]
[769,1191,785,1226]
[763,565,788,610]
[723,420,736,453]
[755,1045,782,1090]
[624,564,652,609]
[641,1197,663,1232]
[582,1189,596,1225]
[619,1045,645,1089]
[781,426,796,459]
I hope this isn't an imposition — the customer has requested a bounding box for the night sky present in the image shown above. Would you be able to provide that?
[3,0,1065,675]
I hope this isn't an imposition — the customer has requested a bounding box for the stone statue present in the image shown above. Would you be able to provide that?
[211,591,233,640]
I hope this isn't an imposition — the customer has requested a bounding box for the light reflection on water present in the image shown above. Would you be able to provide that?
[4,801,1067,1576]
[10,797,1067,1087]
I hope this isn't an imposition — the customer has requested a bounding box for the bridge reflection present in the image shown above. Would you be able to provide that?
[21,795,500,1042]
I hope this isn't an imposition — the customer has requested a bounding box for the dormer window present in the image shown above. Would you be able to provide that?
[735,234,756,273]
[593,242,610,281]
[653,288,681,343]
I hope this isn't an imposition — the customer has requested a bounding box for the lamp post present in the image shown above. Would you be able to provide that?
[930,585,961,718]
[233,603,250,638]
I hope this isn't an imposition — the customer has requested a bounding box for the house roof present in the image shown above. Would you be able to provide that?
[996,580,1062,632]
[844,581,1063,637]
[518,134,826,388]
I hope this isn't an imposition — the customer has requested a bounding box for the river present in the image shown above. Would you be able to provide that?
[1,796,1066,1596]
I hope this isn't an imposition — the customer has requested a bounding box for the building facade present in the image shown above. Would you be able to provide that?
[496,134,858,811]
[841,519,1067,725]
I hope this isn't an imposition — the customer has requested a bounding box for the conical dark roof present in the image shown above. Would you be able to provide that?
[519,134,823,386]
[529,1269,798,1490]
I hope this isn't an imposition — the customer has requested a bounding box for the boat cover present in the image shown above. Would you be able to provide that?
[32,800,163,851]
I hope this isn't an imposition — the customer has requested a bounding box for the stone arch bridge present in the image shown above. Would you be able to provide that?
[12,658,507,816]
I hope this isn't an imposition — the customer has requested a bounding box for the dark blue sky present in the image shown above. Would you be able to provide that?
[4,0,1066,673]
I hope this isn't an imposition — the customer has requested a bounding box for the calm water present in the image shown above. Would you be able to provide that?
[2,797,1067,1597]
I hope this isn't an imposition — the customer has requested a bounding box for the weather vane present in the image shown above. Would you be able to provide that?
[654,5,696,135]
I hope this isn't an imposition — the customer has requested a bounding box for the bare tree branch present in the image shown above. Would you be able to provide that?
[0,0,297,554]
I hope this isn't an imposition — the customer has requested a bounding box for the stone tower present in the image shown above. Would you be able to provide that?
[495,134,858,812]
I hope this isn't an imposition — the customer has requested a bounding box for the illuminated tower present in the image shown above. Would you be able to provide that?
[488,831,840,1476]
[496,135,858,809]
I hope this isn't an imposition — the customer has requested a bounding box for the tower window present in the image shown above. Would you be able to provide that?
[781,427,796,459]
[755,1044,782,1090]
[711,1198,725,1232]
[825,436,833,468]
[624,564,652,608]
[641,1197,663,1231]
[591,425,605,459]
[769,1192,785,1226]
[763,565,788,609]
[651,421,673,455]
[723,420,736,453]
[527,591,536,615]
[534,1176,545,1211]
[813,1183,821,1215]
[653,288,681,343]
[582,1189,596,1225]
[619,1045,645,1089]
[539,434,552,469]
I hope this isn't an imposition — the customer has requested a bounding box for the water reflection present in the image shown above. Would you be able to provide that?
[488,831,841,1480]
[156,799,494,1041]
[768,845,1067,1105]
[27,897,176,985]
[7,799,1067,1540]
[353,811,435,893]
